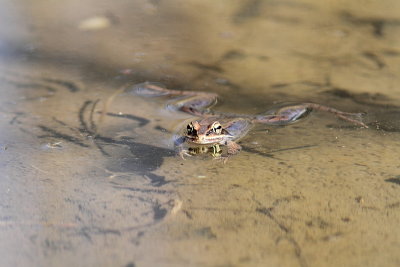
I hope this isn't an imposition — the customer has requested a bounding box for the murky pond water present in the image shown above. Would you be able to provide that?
[1,0,400,266]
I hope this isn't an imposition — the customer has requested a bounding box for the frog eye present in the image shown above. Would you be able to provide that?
[212,122,222,133]
[187,123,196,135]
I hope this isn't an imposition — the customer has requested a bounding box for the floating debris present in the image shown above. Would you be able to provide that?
[45,141,63,149]
[78,16,112,31]
[170,199,183,215]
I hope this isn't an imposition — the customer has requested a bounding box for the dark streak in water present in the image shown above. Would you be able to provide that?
[233,0,263,24]
[89,99,100,133]
[0,69,80,92]
[386,202,400,209]
[0,77,57,92]
[256,207,289,233]
[362,51,385,69]
[37,125,90,147]
[221,50,247,60]
[385,177,400,186]
[152,203,168,221]
[241,146,277,159]
[78,100,94,134]
[9,112,25,125]
[324,88,397,108]
[154,125,170,133]
[270,83,290,89]
[77,226,121,241]
[112,185,172,194]
[93,140,111,157]
[382,49,400,57]
[269,15,301,24]
[341,11,400,37]
[255,204,308,267]
[233,0,313,24]
[242,144,316,159]
[145,173,171,187]
[41,77,80,92]
[52,117,83,136]
[187,61,223,73]
[269,144,318,153]
[103,112,150,127]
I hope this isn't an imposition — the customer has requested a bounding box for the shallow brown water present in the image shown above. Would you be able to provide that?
[1,1,400,267]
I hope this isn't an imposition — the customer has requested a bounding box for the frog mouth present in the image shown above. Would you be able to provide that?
[186,135,226,145]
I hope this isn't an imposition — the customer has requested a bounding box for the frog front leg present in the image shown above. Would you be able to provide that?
[215,141,242,163]
[178,147,191,160]
[226,140,242,155]
[174,136,191,160]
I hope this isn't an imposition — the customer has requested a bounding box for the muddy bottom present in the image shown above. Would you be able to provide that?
[1,1,400,267]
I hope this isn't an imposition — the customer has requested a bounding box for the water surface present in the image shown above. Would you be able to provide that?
[1,1,400,266]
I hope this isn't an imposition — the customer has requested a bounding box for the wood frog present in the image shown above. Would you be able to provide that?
[132,82,367,160]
